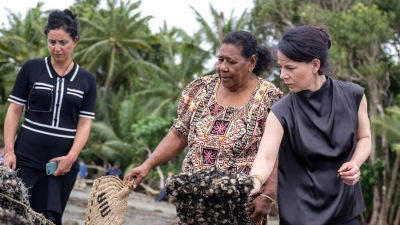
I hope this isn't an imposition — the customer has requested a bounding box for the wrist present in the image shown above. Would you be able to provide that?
[259,194,275,203]
[66,152,78,162]
[143,160,155,171]
[4,151,15,157]
[250,175,264,186]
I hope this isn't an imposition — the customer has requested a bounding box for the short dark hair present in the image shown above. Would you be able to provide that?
[222,31,272,76]
[277,25,331,75]
[44,9,79,40]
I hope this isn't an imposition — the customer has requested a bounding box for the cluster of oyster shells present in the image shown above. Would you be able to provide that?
[0,207,30,225]
[0,164,31,224]
[165,166,255,225]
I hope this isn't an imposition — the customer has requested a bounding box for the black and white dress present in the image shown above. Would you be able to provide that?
[8,57,96,216]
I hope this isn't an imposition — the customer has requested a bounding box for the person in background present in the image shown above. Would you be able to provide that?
[155,172,173,202]
[105,161,123,180]
[250,25,371,225]
[3,9,96,225]
[124,30,283,224]
[78,160,88,179]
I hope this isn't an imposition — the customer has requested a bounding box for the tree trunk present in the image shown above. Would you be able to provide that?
[218,12,224,46]
[366,80,378,225]
[386,154,400,225]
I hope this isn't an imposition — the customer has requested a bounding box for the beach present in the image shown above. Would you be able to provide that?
[63,184,279,225]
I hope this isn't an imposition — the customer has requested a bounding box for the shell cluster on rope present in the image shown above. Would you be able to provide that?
[0,164,55,225]
[165,166,255,225]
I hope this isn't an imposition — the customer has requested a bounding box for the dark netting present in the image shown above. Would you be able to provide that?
[165,166,255,225]
[0,164,54,225]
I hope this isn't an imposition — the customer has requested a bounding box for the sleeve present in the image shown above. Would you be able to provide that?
[270,94,290,128]
[171,78,207,137]
[266,83,284,111]
[353,83,365,110]
[8,61,31,106]
[79,73,96,119]
[259,82,284,131]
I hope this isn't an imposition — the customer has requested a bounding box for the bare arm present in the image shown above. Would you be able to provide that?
[50,117,92,176]
[249,157,278,223]
[262,157,278,198]
[124,128,188,188]
[250,111,283,195]
[3,103,24,170]
[338,95,372,184]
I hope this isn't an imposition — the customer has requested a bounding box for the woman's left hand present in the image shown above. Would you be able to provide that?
[49,156,74,176]
[338,161,361,185]
[248,194,272,224]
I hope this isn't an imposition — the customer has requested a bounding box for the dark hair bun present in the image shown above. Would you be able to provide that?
[63,9,76,20]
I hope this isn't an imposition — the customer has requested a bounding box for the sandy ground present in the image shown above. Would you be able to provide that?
[63,183,279,225]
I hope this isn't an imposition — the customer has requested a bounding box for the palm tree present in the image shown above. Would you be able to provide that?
[73,0,154,99]
[190,3,250,55]
[0,3,47,102]
[127,23,212,116]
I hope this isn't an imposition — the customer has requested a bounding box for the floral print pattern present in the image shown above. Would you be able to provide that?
[172,74,283,174]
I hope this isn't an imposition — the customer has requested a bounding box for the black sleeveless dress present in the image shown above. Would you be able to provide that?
[270,76,365,225]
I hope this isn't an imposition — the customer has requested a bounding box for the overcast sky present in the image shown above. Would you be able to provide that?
[0,0,254,33]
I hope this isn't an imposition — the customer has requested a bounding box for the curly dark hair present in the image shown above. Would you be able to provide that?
[222,31,272,76]
[44,9,79,40]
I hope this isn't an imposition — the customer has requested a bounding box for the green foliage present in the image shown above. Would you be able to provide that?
[191,3,250,55]
[250,0,302,43]
[73,0,154,99]
[329,3,393,79]
[372,106,400,151]
[360,157,385,210]
[0,3,47,102]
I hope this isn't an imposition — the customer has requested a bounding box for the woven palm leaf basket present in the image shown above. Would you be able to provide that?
[85,175,132,225]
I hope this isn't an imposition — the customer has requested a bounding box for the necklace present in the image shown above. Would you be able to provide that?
[60,60,73,77]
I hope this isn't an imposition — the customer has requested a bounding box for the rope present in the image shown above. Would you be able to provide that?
[0,193,55,225]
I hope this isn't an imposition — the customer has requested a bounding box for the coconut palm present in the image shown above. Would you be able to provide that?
[190,3,250,55]
[127,23,212,116]
[73,0,154,99]
[0,3,47,102]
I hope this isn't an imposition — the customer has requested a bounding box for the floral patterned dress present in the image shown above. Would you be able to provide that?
[173,74,283,174]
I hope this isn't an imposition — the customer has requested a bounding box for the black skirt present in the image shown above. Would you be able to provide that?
[15,127,79,215]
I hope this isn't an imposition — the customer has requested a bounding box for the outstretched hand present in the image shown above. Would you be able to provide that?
[123,163,152,189]
[337,161,360,185]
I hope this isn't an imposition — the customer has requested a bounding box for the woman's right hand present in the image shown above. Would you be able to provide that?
[3,152,17,170]
[123,163,152,190]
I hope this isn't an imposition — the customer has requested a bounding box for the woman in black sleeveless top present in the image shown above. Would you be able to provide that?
[249,25,371,225]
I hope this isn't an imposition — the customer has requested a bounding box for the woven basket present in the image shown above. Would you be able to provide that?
[85,176,132,225]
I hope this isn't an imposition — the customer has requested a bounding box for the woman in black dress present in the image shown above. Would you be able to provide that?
[3,9,96,224]
[250,25,372,225]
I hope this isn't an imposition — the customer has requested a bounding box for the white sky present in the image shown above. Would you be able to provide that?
[0,0,254,33]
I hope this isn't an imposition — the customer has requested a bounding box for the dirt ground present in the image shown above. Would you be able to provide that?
[63,182,279,225]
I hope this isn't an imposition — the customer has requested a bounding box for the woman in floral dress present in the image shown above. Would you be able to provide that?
[124,30,283,224]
